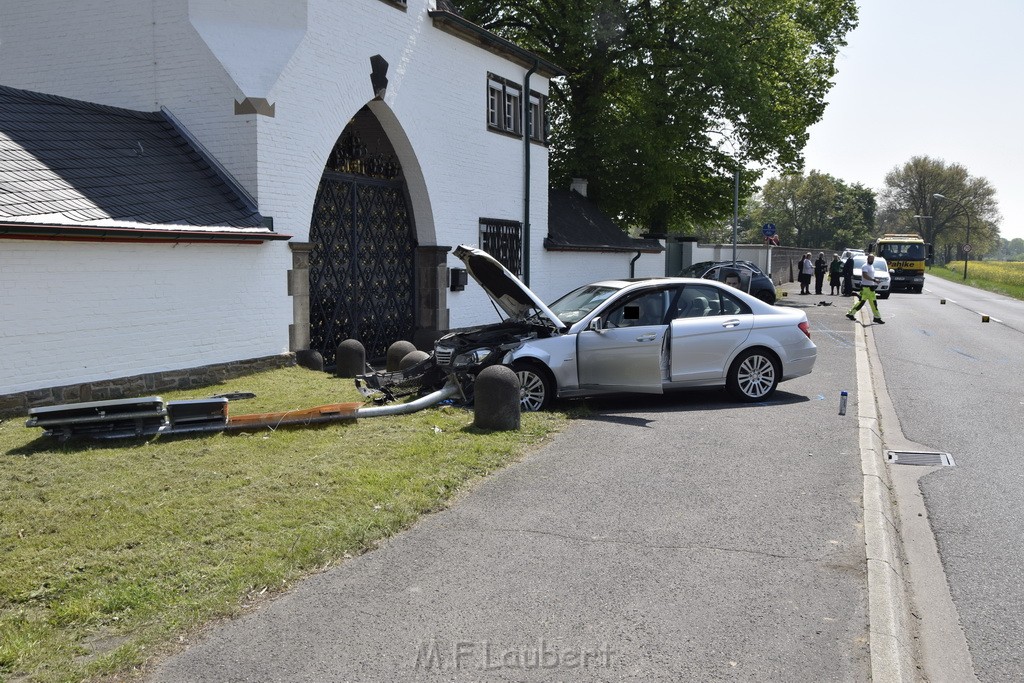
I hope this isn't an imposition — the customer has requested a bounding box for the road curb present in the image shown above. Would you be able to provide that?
[854,313,919,682]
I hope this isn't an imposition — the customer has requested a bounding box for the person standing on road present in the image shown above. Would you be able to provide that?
[814,252,827,295]
[846,253,884,324]
[828,254,843,295]
[798,252,813,294]
[842,255,855,296]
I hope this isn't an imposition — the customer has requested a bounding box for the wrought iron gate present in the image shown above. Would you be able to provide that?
[309,173,416,362]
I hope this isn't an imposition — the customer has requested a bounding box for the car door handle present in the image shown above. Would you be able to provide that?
[635,333,657,342]
[721,319,741,328]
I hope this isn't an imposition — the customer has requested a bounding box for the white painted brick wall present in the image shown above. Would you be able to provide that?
[0,240,291,395]
[0,0,662,392]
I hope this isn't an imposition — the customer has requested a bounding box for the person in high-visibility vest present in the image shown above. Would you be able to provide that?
[846,254,884,324]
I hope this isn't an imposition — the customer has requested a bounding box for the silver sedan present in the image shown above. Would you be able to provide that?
[432,246,818,411]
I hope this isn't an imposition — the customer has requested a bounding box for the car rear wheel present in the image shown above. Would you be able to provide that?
[727,349,779,401]
[755,289,777,305]
[510,361,553,412]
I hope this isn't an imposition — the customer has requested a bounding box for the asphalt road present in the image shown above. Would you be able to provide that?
[150,295,870,682]
[867,276,1024,682]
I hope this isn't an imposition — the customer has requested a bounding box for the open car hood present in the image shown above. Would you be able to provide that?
[453,245,564,328]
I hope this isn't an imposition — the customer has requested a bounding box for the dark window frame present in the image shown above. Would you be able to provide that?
[479,218,523,275]
[487,74,548,145]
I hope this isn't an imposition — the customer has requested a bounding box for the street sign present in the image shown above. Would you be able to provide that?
[761,223,777,237]
[963,243,972,253]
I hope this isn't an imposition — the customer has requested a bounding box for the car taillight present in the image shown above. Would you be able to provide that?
[799,321,811,339]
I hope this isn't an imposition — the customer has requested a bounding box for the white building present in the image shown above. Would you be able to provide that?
[0,0,663,415]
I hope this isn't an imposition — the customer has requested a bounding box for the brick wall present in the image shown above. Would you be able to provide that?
[0,240,292,396]
[0,0,661,396]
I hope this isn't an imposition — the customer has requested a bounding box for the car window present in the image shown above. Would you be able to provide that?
[548,284,619,324]
[703,265,752,294]
[676,284,749,318]
[679,261,714,278]
[854,257,887,273]
[603,289,670,328]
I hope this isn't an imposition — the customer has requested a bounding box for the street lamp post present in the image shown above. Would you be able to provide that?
[933,194,971,280]
[913,215,932,269]
[732,168,739,265]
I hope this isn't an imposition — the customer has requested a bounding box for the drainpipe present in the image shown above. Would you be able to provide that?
[523,60,538,287]
[630,250,642,278]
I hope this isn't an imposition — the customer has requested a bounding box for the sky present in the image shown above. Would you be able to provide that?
[800,0,1024,241]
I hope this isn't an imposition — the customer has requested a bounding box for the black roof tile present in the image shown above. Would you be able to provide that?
[546,188,662,253]
[0,85,263,229]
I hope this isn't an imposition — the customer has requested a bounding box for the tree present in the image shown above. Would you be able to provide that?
[748,171,874,249]
[879,156,1001,261]
[995,237,1024,262]
[457,0,859,234]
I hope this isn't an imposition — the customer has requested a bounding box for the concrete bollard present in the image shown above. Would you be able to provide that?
[386,340,417,371]
[295,349,325,371]
[335,339,366,378]
[473,365,521,431]
[399,350,430,371]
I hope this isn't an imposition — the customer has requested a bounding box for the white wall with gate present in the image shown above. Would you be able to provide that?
[0,0,571,395]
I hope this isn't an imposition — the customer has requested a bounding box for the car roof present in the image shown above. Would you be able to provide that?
[582,276,779,312]
[587,276,705,289]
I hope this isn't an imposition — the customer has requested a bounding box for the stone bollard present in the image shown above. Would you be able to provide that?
[295,349,325,371]
[473,365,521,431]
[399,350,430,371]
[335,339,366,378]
[386,340,417,371]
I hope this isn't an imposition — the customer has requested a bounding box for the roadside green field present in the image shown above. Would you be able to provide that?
[928,260,1024,300]
[0,367,567,682]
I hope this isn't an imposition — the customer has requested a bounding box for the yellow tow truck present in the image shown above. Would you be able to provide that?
[868,233,933,294]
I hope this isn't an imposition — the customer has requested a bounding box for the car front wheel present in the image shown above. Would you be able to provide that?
[510,361,553,411]
[727,349,779,401]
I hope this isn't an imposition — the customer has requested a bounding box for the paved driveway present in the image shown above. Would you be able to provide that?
[152,298,869,682]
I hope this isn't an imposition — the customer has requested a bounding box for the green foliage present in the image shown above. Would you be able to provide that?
[746,170,875,249]
[879,155,1001,262]
[0,367,566,682]
[992,237,1024,261]
[458,0,859,234]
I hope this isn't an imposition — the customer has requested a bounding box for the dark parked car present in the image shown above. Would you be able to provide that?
[681,261,777,304]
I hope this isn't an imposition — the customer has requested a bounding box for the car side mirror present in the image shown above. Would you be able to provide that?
[589,318,603,332]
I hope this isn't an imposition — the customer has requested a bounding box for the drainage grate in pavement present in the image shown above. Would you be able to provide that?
[886,450,956,466]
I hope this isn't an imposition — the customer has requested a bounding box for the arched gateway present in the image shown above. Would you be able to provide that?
[308,107,417,362]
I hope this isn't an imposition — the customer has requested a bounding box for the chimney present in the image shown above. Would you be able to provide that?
[570,177,588,198]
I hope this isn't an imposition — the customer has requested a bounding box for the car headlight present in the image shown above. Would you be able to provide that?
[453,348,494,368]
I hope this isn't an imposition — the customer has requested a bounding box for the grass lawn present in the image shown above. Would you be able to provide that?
[0,366,567,682]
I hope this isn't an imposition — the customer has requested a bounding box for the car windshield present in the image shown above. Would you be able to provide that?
[679,261,716,277]
[547,284,620,324]
[682,260,763,277]
[879,243,923,260]
[854,256,888,273]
